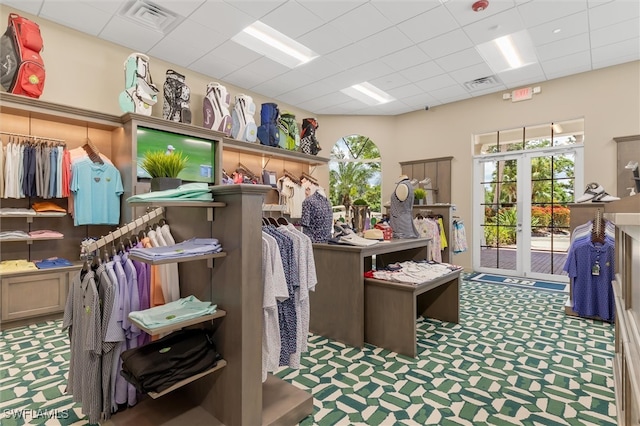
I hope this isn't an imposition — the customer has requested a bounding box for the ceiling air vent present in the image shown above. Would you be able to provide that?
[464,75,501,91]
[119,0,180,34]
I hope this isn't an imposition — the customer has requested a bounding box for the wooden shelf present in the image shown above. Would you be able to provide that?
[0,212,67,219]
[0,263,82,278]
[128,251,226,265]
[223,137,330,166]
[130,309,226,335]
[128,201,226,208]
[262,374,314,426]
[1,236,65,243]
[148,360,227,399]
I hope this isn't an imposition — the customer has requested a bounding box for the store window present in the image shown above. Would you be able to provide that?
[329,135,382,220]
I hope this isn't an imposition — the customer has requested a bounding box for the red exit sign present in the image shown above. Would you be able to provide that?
[512,87,533,102]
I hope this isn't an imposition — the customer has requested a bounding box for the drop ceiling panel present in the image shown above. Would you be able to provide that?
[535,33,590,62]
[396,5,459,44]
[297,92,351,111]
[498,63,546,86]
[590,18,640,49]
[369,0,441,24]
[541,50,592,79]
[380,46,432,72]
[208,40,262,68]
[224,60,287,90]
[295,56,341,80]
[222,0,287,19]
[527,11,589,47]
[39,2,111,36]
[588,0,640,30]
[414,73,458,93]
[449,63,496,86]
[357,27,414,59]
[329,3,392,44]
[435,47,485,73]
[343,61,397,86]
[189,53,240,80]
[1,0,43,15]
[444,0,516,26]
[417,29,474,60]
[398,61,445,83]
[153,0,205,17]
[370,74,412,92]
[431,84,471,102]
[591,38,640,69]
[297,23,354,55]
[461,8,526,44]
[252,70,318,96]
[297,0,365,22]
[401,92,440,108]
[471,84,508,97]
[516,0,587,28]
[385,83,425,99]
[150,20,226,66]
[190,1,255,38]
[325,43,385,71]
[261,1,324,39]
[99,15,165,52]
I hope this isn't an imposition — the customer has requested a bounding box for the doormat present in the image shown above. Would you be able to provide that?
[466,272,568,293]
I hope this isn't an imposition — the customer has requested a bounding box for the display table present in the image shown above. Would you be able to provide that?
[364,270,461,357]
[310,238,461,354]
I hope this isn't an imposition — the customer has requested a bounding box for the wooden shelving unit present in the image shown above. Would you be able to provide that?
[129,309,227,335]
[128,251,226,266]
[148,360,228,399]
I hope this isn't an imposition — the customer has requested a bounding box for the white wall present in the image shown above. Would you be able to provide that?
[3,6,639,271]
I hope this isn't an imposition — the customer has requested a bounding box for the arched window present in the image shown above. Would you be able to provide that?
[329,134,382,217]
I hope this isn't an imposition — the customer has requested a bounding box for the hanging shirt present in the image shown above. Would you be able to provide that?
[71,158,123,225]
[300,191,333,243]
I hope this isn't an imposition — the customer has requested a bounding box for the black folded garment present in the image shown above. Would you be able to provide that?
[120,329,220,394]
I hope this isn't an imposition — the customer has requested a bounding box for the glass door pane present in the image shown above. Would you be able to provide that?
[479,158,518,272]
[528,152,574,278]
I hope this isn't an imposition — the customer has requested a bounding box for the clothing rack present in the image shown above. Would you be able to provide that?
[83,137,103,164]
[237,162,258,181]
[283,169,301,185]
[300,172,318,185]
[591,209,606,244]
[0,130,66,144]
[81,207,164,255]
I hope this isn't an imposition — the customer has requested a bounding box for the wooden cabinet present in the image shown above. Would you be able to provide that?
[605,194,640,426]
[0,267,78,328]
[400,156,453,204]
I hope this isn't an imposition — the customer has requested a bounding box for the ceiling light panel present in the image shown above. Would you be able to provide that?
[476,30,538,74]
[341,82,396,105]
[232,20,318,68]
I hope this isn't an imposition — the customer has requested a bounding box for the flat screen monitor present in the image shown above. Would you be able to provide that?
[136,126,215,183]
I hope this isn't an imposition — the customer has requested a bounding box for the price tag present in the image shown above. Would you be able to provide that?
[592,262,600,276]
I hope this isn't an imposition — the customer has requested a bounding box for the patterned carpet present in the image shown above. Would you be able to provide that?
[0,280,616,425]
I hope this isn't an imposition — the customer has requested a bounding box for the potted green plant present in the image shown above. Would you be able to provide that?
[140,150,189,191]
[414,188,426,205]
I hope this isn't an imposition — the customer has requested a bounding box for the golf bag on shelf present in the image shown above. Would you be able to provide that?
[257,103,280,147]
[299,118,321,155]
[230,94,257,142]
[278,112,300,151]
[118,53,158,116]
[203,82,232,136]
[0,13,45,98]
[163,69,191,124]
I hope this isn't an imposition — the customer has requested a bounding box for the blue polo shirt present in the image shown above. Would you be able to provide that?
[71,158,123,225]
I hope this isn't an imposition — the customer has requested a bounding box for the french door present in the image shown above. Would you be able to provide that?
[473,146,583,282]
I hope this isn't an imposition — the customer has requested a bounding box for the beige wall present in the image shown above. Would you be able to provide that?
[321,61,640,269]
[3,6,639,271]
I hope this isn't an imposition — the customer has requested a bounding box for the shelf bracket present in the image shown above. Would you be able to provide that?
[207,208,214,222]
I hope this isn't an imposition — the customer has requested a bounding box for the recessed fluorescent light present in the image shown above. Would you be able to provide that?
[232,20,317,68]
[341,82,395,105]
[494,35,522,69]
[476,30,537,73]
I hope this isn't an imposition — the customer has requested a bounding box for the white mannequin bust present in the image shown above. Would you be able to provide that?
[395,175,410,201]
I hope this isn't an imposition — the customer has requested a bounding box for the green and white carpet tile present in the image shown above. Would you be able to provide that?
[0,280,616,426]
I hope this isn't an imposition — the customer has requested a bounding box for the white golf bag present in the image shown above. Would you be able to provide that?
[231,94,257,142]
[203,82,232,136]
[118,53,159,116]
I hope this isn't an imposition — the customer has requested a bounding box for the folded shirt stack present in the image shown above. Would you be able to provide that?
[126,182,213,203]
[0,259,38,273]
[29,230,64,238]
[0,230,30,240]
[34,257,74,269]
[371,260,462,284]
[0,208,36,215]
[129,238,222,261]
[128,295,217,331]
[120,329,221,394]
[31,201,67,213]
